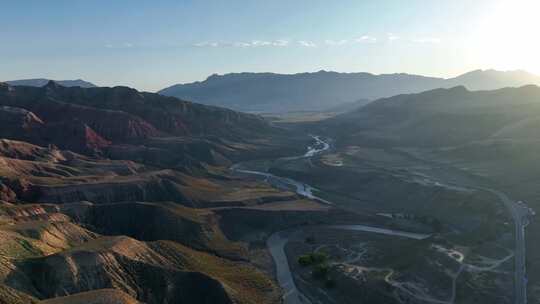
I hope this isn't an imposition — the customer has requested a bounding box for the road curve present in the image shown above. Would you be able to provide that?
[237,135,431,304]
[267,225,430,304]
[267,231,313,304]
[480,188,528,304]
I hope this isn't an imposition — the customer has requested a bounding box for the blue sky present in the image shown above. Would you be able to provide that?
[2,0,536,91]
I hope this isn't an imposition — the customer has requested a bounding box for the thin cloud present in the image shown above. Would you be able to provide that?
[272,39,289,47]
[195,35,425,49]
[232,42,252,47]
[298,40,317,47]
[194,41,220,47]
[105,43,135,49]
[355,35,377,43]
[324,39,349,46]
[194,40,289,48]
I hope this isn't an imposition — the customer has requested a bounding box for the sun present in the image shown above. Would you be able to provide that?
[468,0,540,74]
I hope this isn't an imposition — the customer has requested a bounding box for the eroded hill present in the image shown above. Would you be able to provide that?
[0,82,342,303]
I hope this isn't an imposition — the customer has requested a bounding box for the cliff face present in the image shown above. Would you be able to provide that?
[26,237,235,304]
[0,163,289,304]
[0,148,327,304]
[0,82,281,165]
[0,106,44,143]
[1,82,271,138]
[0,82,316,303]
[0,200,279,304]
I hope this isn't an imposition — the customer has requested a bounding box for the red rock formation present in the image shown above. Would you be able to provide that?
[42,119,111,153]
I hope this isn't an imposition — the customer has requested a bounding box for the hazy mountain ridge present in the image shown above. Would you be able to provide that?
[159,69,540,113]
[322,84,540,146]
[5,78,97,88]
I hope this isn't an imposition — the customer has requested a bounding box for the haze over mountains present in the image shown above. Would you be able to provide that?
[5,78,96,88]
[159,69,540,113]
[2,73,540,304]
[322,84,540,146]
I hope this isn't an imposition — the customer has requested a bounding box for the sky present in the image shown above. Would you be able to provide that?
[1,0,539,92]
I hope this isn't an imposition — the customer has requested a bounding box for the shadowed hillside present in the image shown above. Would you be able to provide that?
[159,69,540,113]
[322,85,540,147]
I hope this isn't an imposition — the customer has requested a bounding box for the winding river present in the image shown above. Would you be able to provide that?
[232,135,331,204]
[235,135,431,304]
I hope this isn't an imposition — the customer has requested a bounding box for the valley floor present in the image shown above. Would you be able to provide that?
[239,134,521,304]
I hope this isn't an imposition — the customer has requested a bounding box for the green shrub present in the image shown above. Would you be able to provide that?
[298,255,313,266]
[311,252,328,264]
[298,252,329,266]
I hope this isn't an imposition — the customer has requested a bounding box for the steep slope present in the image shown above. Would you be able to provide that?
[0,106,44,143]
[322,85,540,147]
[0,81,271,140]
[159,69,540,113]
[0,82,292,165]
[0,138,297,208]
[0,80,339,304]
[445,69,540,90]
[40,289,140,304]
[0,201,281,304]
[0,134,326,304]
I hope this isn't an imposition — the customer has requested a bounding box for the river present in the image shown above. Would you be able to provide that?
[234,135,431,304]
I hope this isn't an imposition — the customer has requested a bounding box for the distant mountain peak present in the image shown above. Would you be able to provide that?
[449,85,468,91]
[44,80,62,89]
[455,68,539,78]
[160,69,540,113]
[5,78,96,88]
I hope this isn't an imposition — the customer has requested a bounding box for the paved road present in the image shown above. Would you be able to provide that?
[261,136,331,304]
[267,224,430,304]
[329,224,430,240]
[236,135,528,303]
[239,135,431,304]
[482,189,528,304]
[393,148,529,304]
[267,231,313,304]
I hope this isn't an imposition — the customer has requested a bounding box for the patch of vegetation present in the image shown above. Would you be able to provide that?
[298,255,313,266]
[297,251,336,288]
[297,252,328,266]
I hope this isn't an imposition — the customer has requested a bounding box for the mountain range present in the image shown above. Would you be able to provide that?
[322,84,540,147]
[3,76,540,304]
[5,78,96,88]
[159,69,540,113]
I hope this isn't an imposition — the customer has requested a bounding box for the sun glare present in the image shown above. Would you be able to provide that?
[470,0,540,74]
